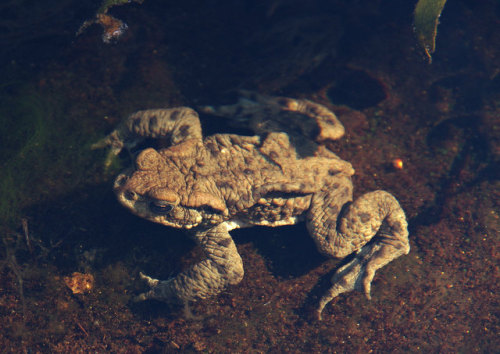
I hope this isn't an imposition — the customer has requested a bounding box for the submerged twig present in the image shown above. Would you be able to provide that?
[21,218,32,255]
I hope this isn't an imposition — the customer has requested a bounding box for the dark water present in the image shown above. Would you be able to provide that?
[0,0,498,352]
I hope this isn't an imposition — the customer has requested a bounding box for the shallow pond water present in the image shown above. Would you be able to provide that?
[0,0,498,352]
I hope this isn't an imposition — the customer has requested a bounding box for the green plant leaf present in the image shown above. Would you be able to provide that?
[414,0,448,63]
[98,0,145,14]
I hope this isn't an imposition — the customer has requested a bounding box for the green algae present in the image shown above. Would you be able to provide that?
[0,86,51,224]
[0,82,103,227]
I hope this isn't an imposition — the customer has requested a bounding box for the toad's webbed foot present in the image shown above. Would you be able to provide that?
[134,272,163,302]
[316,239,406,320]
[309,190,410,320]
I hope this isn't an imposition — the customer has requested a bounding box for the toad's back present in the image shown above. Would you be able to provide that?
[174,132,354,222]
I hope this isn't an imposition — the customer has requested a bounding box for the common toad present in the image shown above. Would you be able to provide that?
[96,94,410,319]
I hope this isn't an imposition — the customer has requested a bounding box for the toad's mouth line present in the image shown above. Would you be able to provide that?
[131,207,201,229]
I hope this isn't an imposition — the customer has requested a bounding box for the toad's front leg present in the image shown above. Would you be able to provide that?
[92,107,203,155]
[135,223,244,305]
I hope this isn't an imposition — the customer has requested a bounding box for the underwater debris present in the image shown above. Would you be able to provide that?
[78,13,129,44]
[77,0,145,43]
[64,272,95,294]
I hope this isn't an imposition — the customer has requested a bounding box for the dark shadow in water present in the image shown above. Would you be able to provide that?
[326,70,387,109]
[234,223,326,279]
[411,114,493,232]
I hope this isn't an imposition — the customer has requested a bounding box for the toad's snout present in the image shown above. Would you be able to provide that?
[113,173,138,202]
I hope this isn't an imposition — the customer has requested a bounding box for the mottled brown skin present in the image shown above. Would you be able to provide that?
[97,95,410,319]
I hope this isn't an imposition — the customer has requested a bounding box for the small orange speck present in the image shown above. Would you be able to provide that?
[392,158,404,170]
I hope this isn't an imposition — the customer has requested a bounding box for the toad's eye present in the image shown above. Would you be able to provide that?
[149,200,174,215]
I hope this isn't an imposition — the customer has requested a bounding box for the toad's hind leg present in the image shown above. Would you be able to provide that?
[306,188,410,319]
